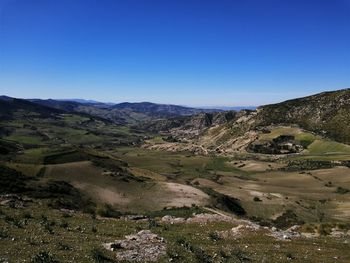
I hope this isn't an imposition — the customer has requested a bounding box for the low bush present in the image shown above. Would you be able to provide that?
[253,196,262,202]
[335,187,350,194]
[0,165,29,194]
[282,160,334,171]
[317,223,332,236]
[90,248,113,262]
[273,210,304,229]
[208,231,221,242]
[31,251,58,263]
[202,188,246,216]
[96,204,122,218]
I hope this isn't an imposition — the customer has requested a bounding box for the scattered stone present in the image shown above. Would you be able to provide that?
[121,215,149,221]
[219,223,261,239]
[161,213,237,224]
[103,230,166,262]
[186,213,234,223]
[161,215,185,224]
[268,225,301,240]
[0,194,31,208]
[59,208,76,214]
[330,228,350,238]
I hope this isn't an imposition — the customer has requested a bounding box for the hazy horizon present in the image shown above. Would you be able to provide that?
[2,87,349,108]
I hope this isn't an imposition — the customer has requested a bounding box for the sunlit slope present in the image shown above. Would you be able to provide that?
[257,88,350,144]
[44,160,210,212]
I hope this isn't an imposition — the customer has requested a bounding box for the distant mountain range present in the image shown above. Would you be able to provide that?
[2,89,350,145]
[54,98,256,110]
[0,97,65,124]
[58,98,106,104]
[200,106,257,111]
[0,96,223,125]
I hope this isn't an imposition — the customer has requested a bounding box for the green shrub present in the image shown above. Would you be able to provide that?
[22,212,32,219]
[31,251,58,263]
[230,248,250,262]
[337,223,350,230]
[285,252,295,260]
[57,242,71,251]
[318,223,331,236]
[148,218,159,229]
[36,167,46,177]
[283,160,334,171]
[90,248,112,262]
[253,196,262,202]
[59,221,68,229]
[0,229,9,238]
[191,246,212,263]
[208,231,221,242]
[273,210,304,229]
[175,237,192,251]
[202,188,246,216]
[0,165,29,194]
[335,187,350,194]
[61,212,72,218]
[96,204,122,218]
[166,246,183,262]
[324,181,332,187]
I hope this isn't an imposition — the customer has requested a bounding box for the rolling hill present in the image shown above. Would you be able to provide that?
[27,98,222,125]
[143,88,350,154]
[0,97,64,120]
[2,89,350,263]
[256,88,350,143]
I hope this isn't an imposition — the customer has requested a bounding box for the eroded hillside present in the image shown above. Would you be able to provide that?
[143,89,350,155]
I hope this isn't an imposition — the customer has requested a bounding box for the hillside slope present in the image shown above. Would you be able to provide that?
[142,111,237,137]
[257,88,350,143]
[143,89,350,154]
[0,97,64,120]
[28,99,221,125]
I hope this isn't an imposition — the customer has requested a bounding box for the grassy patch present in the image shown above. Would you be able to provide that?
[307,139,350,155]
[43,150,90,164]
[1,200,350,262]
[6,134,44,145]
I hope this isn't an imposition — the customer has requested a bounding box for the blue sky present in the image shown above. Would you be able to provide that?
[0,0,349,106]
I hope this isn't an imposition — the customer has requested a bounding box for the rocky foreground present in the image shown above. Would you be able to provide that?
[101,213,350,262]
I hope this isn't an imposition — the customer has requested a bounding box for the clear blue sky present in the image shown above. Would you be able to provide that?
[0,0,349,106]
